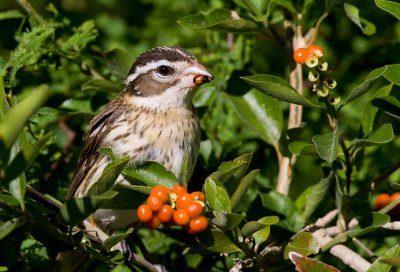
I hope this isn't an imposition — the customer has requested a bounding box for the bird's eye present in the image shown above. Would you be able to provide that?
[156,65,173,76]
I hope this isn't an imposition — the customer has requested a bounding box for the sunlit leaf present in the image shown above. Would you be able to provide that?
[241,74,320,108]
[355,123,394,147]
[0,10,25,20]
[289,252,340,272]
[81,79,121,94]
[344,3,376,35]
[375,0,400,20]
[368,244,400,271]
[284,232,319,259]
[103,228,133,250]
[204,177,232,213]
[349,212,390,237]
[312,130,339,162]
[372,95,400,120]
[211,212,245,230]
[289,141,319,156]
[104,48,134,80]
[230,170,259,210]
[0,217,25,240]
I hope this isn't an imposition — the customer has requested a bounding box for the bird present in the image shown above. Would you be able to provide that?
[65,46,213,242]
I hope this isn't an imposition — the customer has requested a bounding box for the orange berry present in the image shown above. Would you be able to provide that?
[308,45,324,57]
[390,192,400,201]
[145,215,161,229]
[186,201,204,218]
[375,193,391,210]
[190,191,205,202]
[158,205,173,223]
[173,209,190,225]
[176,193,193,209]
[150,185,168,203]
[147,195,163,211]
[189,216,208,233]
[173,184,187,195]
[137,204,153,222]
[293,48,310,64]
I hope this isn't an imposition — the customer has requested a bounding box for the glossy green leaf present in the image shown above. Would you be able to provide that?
[289,252,340,272]
[0,85,50,149]
[0,217,25,240]
[197,229,242,253]
[261,191,304,231]
[103,228,133,250]
[253,216,279,244]
[372,96,400,120]
[382,64,400,85]
[368,244,400,272]
[355,123,394,147]
[302,172,334,222]
[204,177,232,213]
[231,170,259,210]
[0,10,25,20]
[349,212,390,237]
[344,3,376,35]
[59,98,94,114]
[312,130,339,162]
[9,175,26,210]
[178,8,258,32]
[123,161,177,189]
[241,221,267,238]
[375,0,400,20]
[0,194,19,206]
[343,66,387,105]
[229,88,282,145]
[87,156,130,196]
[241,74,320,108]
[104,48,134,80]
[211,212,245,230]
[288,141,319,156]
[81,79,120,94]
[284,232,319,259]
[361,84,393,136]
[4,133,51,184]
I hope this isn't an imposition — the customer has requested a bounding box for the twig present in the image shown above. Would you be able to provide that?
[16,0,45,24]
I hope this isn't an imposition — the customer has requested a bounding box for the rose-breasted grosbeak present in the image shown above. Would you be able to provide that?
[66,46,213,239]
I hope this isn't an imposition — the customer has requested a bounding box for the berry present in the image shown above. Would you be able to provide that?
[189,216,208,233]
[375,193,391,210]
[145,215,161,229]
[190,191,205,202]
[147,195,163,211]
[173,209,190,225]
[158,205,173,223]
[308,45,324,57]
[173,184,187,195]
[176,193,193,209]
[186,201,204,218]
[293,48,310,64]
[151,185,168,203]
[137,204,153,222]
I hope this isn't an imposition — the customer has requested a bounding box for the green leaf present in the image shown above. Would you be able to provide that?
[361,84,393,136]
[61,20,98,53]
[4,133,51,184]
[284,232,319,259]
[211,212,245,230]
[241,221,268,238]
[0,85,50,149]
[60,98,94,114]
[9,175,26,210]
[230,170,259,211]
[368,245,400,272]
[0,217,25,240]
[349,212,390,237]
[289,252,340,272]
[380,257,400,267]
[343,66,387,105]
[375,0,400,20]
[312,130,339,162]
[372,96,400,120]
[178,9,259,32]
[242,216,279,244]
[288,141,319,156]
[103,228,133,250]
[81,79,120,94]
[344,3,376,35]
[196,229,242,253]
[302,172,334,222]
[123,161,177,189]
[0,10,25,20]
[228,89,283,145]
[241,74,320,108]
[204,178,232,213]
[87,156,130,196]
[261,191,304,231]
[355,123,395,147]
[104,49,134,80]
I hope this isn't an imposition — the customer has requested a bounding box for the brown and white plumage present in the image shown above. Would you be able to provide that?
[66,46,213,231]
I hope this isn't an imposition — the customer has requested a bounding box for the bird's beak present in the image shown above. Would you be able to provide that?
[183,62,214,88]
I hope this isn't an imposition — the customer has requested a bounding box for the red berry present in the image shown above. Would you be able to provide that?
[145,215,161,229]
[173,209,190,225]
[173,184,187,195]
[308,45,324,57]
[189,216,208,233]
[176,193,193,209]
[190,191,205,202]
[137,204,153,222]
[150,185,168,203]
[147,195,163,211]
[375,193,391,210]
[158,205,173,223]
[293,48,310,64]
[186,201,203,219]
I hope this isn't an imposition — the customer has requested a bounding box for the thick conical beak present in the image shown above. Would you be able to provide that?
[182,62,214,88]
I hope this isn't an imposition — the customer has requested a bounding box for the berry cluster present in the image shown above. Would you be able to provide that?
[293,45,339,104]
[137,184,208,234]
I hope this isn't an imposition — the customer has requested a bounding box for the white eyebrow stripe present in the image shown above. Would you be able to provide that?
[125,60,176,85]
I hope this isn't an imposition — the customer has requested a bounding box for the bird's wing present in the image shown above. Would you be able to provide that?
[66,97,124,200]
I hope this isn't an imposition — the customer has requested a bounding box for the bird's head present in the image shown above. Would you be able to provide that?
[125,46,213,109]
